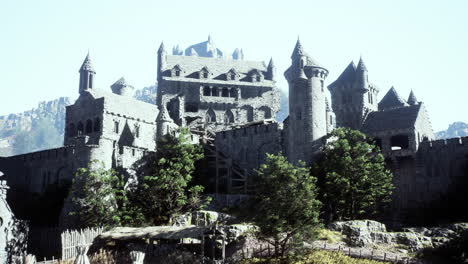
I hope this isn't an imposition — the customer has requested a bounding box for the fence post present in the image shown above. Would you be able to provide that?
[348,247,351,256]
[268,245,271,257]
[371,250,374,259]
[359,249,361,258]
[384,252,386,261]
[130,251,145,264]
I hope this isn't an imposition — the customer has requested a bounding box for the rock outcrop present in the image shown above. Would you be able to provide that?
[328,220,468,252]
[436,121,468,139]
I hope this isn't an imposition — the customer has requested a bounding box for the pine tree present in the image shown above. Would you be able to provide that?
[251,153,321,257]
[314,128,394,222]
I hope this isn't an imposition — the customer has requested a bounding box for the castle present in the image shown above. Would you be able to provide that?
[0,36,467,227]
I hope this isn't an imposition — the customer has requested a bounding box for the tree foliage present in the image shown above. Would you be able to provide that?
[133,129,209,225]
[314,128,394,222]
[68,161,144,228]
[251,153,321,257]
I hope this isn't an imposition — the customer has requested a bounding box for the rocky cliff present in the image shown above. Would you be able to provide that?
[0,97,71,156]
[435,122,468,139]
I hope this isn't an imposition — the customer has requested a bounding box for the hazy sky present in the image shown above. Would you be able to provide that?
[1,0,467,131]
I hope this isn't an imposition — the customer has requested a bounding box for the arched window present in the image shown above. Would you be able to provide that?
[77,122,84,136]
[205,109,216,123]
[222,88,229,97]
[203,72,208,78]
[203,86,211,96]
[230,73,236,80]
[88,74,93,88]
[229,88,237,98]
[69,123,76,137]
[134,125,140,138]
[114,121,120,133]
[94,118,101,132]
[212,87,219,96]
[224,110,235,124]
[85,119,93,134]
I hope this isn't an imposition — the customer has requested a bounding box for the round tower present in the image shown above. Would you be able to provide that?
[285,39,328,165]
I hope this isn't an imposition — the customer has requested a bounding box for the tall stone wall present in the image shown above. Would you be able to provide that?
[389,136,468,225]
[215,122,284,173]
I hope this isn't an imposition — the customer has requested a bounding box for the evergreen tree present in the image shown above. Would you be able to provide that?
[67,161,144,228]
[134,129,209,225]
[251,153,321,258]
[314,128,394,222]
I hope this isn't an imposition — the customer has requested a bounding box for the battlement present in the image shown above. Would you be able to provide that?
[418,136,467,151]
[217,121,282,140]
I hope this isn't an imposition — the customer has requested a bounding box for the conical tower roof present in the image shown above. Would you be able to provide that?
[112,77,128,86]
[329,61,356,88]
[291,38,306,59]
[79,52,95,72]
[356,56,367,72]
[157,104,172,121]
[407,90,418,105]
[268,57,275,68]
[158,42,166,53]
[378,87,408,110]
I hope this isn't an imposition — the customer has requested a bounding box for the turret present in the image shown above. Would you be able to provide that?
[284,39,329,165]
[157,42,166,81]
[78,52,96,94]
[266,58,276,81]
[232,48,244,60]
[290,38,307,79]
[356,57,368,90]
[407,90,418,105]
[111,77,135,97]
[328,57,378,130]
[156,104,175,140]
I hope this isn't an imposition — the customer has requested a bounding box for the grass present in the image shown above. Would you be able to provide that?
[240,250,388,264]
[317,229,343,243]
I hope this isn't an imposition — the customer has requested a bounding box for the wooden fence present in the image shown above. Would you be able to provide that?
[61,227,103,260]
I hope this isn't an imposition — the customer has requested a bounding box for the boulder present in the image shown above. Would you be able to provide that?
[331,220,389,247]
[396,232,433,252]
[171,210,236,227]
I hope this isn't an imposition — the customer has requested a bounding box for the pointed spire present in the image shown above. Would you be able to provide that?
[357,56,367,71]
[208,35,212,43]
[328,61,356,88]
[232,48,241,60]
[268,57,275,68]
[79,52,95,73]
[158,104,172,121]
[378,86,408,110]
[291,37,305,59]
[407,90,418,105]
[158,41,166,53]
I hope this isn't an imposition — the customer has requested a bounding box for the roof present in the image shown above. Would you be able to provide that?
[184,36,223,58]
[79,53,95,73]
[163,55,269,83]
[86,89,158,124]
[362,104,422,132]
[378,87,408,110]
[328,61,356,88]
[97,226,208,241]
[407,90,418,105]
[112,77,129,87]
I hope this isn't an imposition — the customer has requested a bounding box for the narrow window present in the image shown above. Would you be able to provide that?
[203,72,208,78]
[77,122,84,136]
[135,125,140,138]
[321,80,324,92]
[114,121,120,133]
[94,118,101,132]
[88,74,93,88]
[230,73,235,80]
[256,76,261,82]
[203,86,211,96]
[85,119,93,134]
[222,88,229,97]
[175,70,180,77]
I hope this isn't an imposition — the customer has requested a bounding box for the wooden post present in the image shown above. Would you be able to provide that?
[324,242,326,249]
[359,249,361,258]
[222,236,226,262]
[268,245,271,257]
[348,247,351,256]
[211,236,216,260]
[371,250,374,259]
[201,235,205,263]
[384,252,386,261]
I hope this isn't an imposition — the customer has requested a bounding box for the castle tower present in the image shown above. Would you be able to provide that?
[328,57,378,130]
[78,52,96,94]
[284,39,329,164]
[156,104,176,140]
[407,90,418,105]
[266,58,276,81]
[111,77,135,97]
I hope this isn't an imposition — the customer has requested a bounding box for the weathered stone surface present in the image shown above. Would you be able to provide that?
[395,232,432,252]
[171,210,236,227]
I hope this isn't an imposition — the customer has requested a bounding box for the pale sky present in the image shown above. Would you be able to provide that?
[1,0,467,131]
